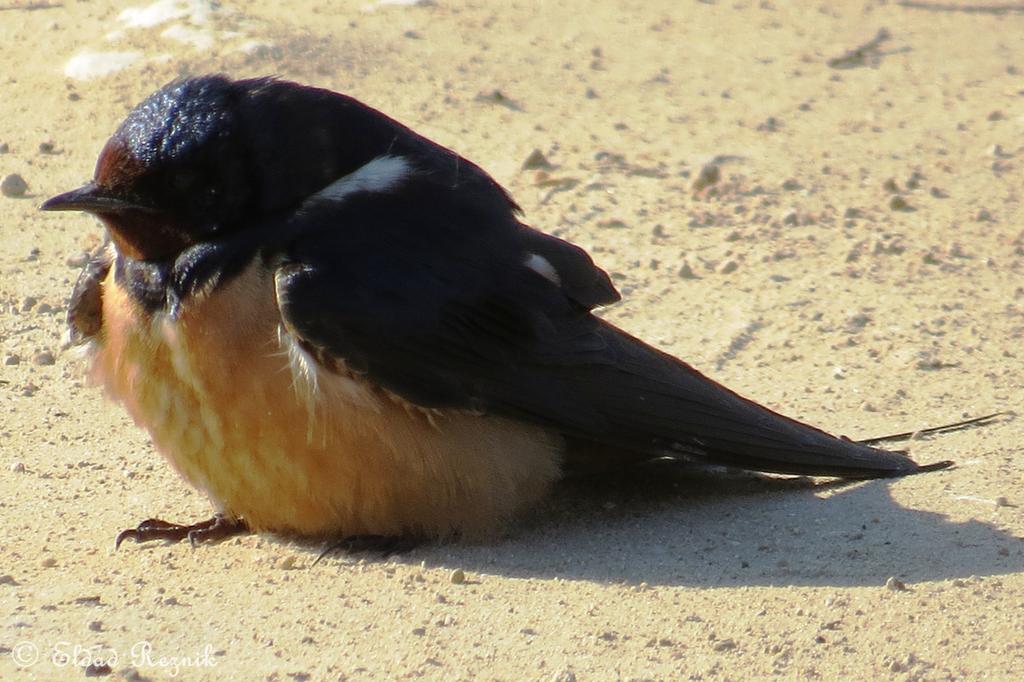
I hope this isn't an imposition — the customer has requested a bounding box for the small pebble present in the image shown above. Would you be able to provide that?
[449,568,466,584]
[718,259,738,275]
[522,149,553,170]
[411,626,426,636]
[882,178,899,193]
[987,110,1004,121]
[551,671,577,682]
[33,351,56,366]
[42,557,57,568]
[4,354,20,366]
[89,620,103,632]
[279,555,299,570]
[888,196,911,211]
[885,577,907,592]
[10,461,26,473]
[66,251,90,268]
[781,209,799,226]
[713,638,737,651]
[38,140,56,154]
[678,262,698,279]
[691,163,720,192]
[994,496,1009,507]
[1,173,28,197]
[0,142,9,153]
[84,662,112,677]
[847,312,871,329]
[948,242,969,258]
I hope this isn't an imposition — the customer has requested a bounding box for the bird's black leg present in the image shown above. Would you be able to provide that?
[311,535,421,566]
[115,514,249,549]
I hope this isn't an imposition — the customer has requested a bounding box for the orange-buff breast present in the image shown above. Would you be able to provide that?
[91,260,563,540]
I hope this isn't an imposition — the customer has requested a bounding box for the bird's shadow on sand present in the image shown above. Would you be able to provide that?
[376,461,1023,588]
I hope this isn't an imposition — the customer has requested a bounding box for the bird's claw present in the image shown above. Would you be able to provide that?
[114,514,249,549]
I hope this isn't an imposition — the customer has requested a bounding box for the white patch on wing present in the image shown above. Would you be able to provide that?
[311,155,412,203]
[524,253,561,285]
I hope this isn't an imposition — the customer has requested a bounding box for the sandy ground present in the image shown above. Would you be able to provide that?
[2,0,1023,679]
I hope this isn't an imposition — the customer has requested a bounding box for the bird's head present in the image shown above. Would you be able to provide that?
[44,75,512,263]
[42,77,255,261]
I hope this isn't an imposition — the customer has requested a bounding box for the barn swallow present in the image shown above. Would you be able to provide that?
[43,75,957,549]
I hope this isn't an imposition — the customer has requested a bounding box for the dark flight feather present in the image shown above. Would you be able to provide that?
[276,176,936,479]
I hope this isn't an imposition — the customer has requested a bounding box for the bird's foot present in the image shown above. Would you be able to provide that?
[115,514,249,549]
[311,534,420,567]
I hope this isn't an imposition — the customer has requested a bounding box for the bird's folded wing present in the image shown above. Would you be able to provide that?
[273,194,935,478]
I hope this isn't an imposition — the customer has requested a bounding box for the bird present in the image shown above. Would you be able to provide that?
[43,74,957,550]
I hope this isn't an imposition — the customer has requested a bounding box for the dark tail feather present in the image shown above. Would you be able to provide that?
[563,324,955,479]
[857,411,1009,445]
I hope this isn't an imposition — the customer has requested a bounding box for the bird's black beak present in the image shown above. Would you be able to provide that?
[41,183,150,214]
[42,183,176,261]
